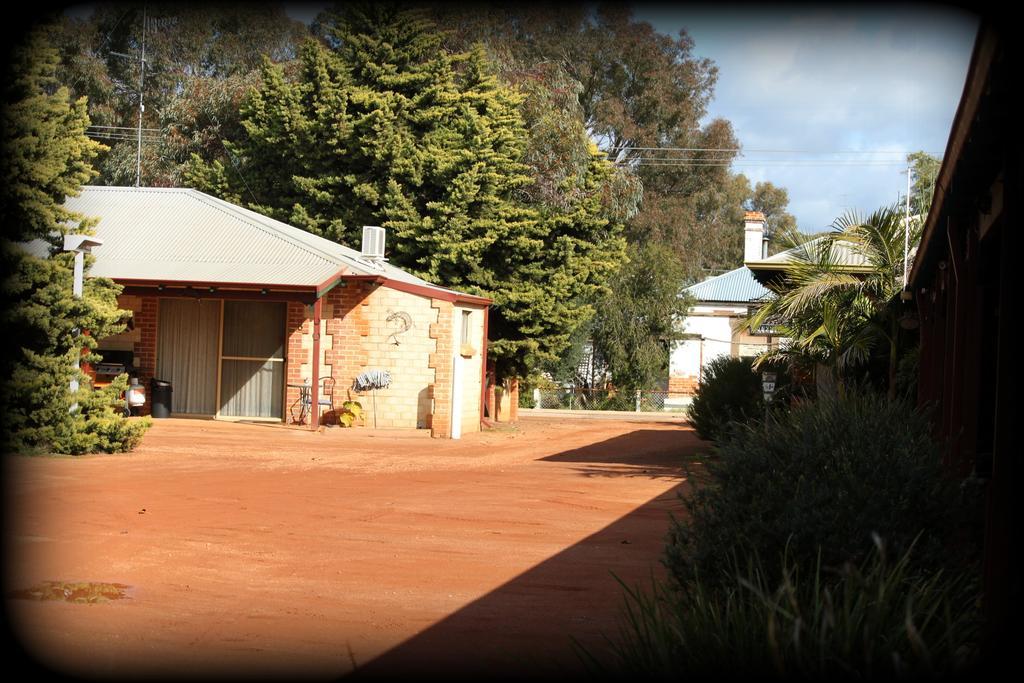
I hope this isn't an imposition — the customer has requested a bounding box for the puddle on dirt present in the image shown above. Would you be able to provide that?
[8,581,131,604]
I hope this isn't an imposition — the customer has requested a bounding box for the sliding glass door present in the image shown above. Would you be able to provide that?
[218,301,286,419]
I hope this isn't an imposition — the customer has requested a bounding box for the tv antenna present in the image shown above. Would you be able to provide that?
[109,4,147,186]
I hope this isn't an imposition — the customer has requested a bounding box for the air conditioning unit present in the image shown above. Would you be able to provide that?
[361,226,386,260]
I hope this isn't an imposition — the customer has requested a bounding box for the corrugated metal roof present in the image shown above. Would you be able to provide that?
[684,233,877,305]
[62,186,474,298]
[685,267,771,304]
[746,235,873,271]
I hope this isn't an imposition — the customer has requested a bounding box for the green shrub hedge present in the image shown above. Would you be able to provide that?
[688,356,780,441]
[52,374,151,454]
[668,388,958,590]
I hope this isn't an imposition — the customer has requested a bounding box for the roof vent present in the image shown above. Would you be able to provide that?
[361,226,386,261]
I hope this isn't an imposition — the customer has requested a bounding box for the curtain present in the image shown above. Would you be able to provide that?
[222,301,284,359]
[220,359,283,418]
[156,299,220,415]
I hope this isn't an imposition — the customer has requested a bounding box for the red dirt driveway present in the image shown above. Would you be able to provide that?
[4,415,707,679]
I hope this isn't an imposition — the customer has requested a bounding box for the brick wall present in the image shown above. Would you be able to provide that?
[485,370,496,421]
[428,299,454,438]
[286,282,473,434]
[284,301,310,422]
[322,283,370,423]
[508,378,519,422]
[668,375,700,397]
[339,283,436,429]
[107,294,158,416]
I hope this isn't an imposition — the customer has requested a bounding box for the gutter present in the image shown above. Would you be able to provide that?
[909,23,997,289]
[114,277,318,293]
[111,271,492,308]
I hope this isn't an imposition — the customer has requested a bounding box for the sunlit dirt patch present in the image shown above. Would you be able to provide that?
[8,581,130,604]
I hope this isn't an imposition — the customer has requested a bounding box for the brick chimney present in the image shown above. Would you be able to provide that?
[744,211,767,262]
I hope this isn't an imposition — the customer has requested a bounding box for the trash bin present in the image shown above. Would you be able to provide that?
[150,378,172,418]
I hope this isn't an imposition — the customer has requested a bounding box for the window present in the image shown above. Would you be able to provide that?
[461,310,472,346]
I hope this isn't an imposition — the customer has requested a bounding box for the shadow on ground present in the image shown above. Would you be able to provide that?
[541,426,710,479]
[349,428,705,679]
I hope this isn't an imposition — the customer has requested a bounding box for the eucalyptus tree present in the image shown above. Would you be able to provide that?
[43,3,307,186]
[420,1,752,276]
[590,241,692,391]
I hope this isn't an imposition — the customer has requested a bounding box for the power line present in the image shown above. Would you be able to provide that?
[88,125,160,132]
[86,132,161,143]
[622,160,912,168]
[628,157,910,164]
[609,145,932,155]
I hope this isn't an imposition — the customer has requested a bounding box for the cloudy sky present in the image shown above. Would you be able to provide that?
[283,3,980,233]
[633,3,980,232]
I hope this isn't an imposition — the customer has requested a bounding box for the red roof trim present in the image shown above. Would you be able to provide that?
[337,274,492,306]
[380,278,491,306]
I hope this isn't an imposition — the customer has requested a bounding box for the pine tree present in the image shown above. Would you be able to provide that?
[189,4,629,380]
[1,23,104,244]
[1,23,149,454]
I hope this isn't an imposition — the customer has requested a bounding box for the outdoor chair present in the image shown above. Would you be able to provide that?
[289,377,336,425]
[305,376,335,422]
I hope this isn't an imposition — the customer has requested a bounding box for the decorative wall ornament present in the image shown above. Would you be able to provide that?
[386,310,413,345]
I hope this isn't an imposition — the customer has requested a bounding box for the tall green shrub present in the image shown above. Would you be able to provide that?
[1,23,149,454]
[668,388,958,590]
[1,246,151,454]
[590,242,691,392]
[687,355,767,441]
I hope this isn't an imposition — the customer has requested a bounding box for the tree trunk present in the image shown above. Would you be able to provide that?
[887,319,899,400]
[816,363,840,400]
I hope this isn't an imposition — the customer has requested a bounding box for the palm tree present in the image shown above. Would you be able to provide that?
[745,203,920,397]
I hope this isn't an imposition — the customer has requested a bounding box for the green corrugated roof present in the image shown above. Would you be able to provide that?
[685,267,771,304]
